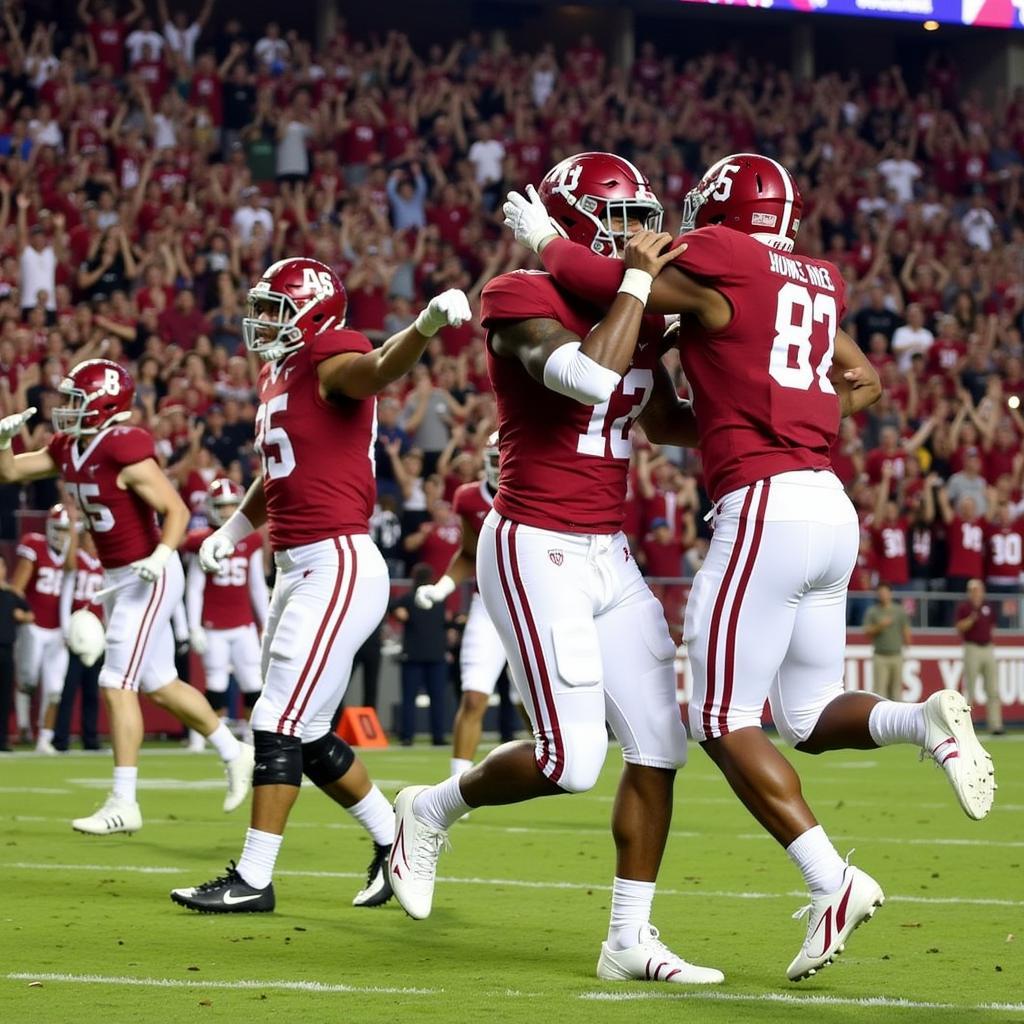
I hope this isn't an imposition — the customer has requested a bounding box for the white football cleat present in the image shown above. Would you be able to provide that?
[922,690,995,820]
[787,865,884,982]
[597,925,725,985]
[223,743,254,813]
[35,736,57,755]
[72,793,142,836]
[388,785,450,920]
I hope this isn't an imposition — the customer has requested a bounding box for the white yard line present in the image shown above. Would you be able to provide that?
[579,991,1024,1012]
[4,972,438,996]
[4,861,1022,908]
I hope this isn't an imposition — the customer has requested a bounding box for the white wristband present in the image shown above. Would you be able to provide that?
[221,510,254,546]
[618,268,653,307]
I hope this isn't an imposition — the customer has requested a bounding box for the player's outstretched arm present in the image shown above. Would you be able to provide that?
[0,408,59,484]
[830,328,882,417]
[415,516,480,609]
[319,290,472,400]
[494,232,681,403]
[119,458,190,581]
[636,360,700,448]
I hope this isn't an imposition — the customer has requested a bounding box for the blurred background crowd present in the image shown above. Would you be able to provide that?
[0,0,1020,635]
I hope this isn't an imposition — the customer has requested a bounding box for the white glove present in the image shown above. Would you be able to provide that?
[199,530,235,573]
[503,184,559,254]
[0,406,35,450]
[414,574,456,609]
[190,626,208,655]
[131,543,172,583]
[414,289,472,338]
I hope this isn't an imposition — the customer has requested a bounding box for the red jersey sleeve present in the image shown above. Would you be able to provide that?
[537,239,624,308]
[306,327,373,368]
[104,426,156,467]
[480,271,566,328]
[47,432,71,462]
[16,533,42,562]
[669,226,736,283]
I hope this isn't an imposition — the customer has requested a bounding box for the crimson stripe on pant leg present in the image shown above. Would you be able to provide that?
[493,518,551,772]
[276,539,345,734]
[717,480,771,736]
[702,485,756,739]
[120,572,166,690]
[507,522,565,784]
[287,537,359,736]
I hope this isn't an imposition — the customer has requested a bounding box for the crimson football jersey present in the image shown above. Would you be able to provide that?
[70,548,105,619]
[183,527,264,629]
[16,532,64,629]
[480,271,667,533]
[985,520,1024,585]
[872,520,909,585]
[451,480,494,535]
[946,516,985,578]
[48,427,160,568]
[256,329,376,551]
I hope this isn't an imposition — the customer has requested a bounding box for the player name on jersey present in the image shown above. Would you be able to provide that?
[767,250,837,292]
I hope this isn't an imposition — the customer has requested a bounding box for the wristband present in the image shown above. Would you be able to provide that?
[221,510,255,546]
[617,268,653,306]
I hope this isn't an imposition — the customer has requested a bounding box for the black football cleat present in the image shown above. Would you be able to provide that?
[352,842,394,907]
[170,861,275,914]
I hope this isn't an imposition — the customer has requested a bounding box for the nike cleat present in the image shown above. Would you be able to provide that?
[72,793,142,835]
[353,842,394,908]
[597,925,725,985]
[787,865,884,981]
[170,861,275,914]
[388,786,449,920]
[922,690,996,820]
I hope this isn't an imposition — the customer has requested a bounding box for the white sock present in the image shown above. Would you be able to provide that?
[607,876,656,951]
[112,766,138,804]
[450,757,472,777]
[786,825,846,896]
[346,786,395,846]
[236,827,282,890]
[14,690,29,730]
[38,727,54,745]
[413,775,470,830]
[207,723,241,763]
[187,729,206,749]
[868,700,926,747]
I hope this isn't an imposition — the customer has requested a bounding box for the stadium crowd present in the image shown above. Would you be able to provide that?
[0,1,1020,624]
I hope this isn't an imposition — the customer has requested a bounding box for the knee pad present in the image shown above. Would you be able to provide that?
[206,690,228,713]
[301,732,355,788]
[548,723,608,794]
[253,730,303,787]
[243,691,259,711]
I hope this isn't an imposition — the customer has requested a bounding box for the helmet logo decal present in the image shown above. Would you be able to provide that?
[301,267,336,298]
[709,163,741,202]
[550,162,583,203]
[102,368,121,395]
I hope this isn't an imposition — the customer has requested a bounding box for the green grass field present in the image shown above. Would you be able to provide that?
[2,737,1022,1024]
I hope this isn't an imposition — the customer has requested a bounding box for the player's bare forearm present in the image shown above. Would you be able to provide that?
[237,475,267,530]
[832,328,881,417]
[120,458,189,551]
[637,362,700,447]
[320,325,431,400]
[0,447,58,484]
[444,547,477,587]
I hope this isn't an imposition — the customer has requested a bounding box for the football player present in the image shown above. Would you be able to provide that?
[505,152,996,979]
[170,257,471,914]
[414,434,523,779]
[0,360,254,833]
[12,503,73,753]
[184,478,268,740]
[390,155,723,986]
[53,526,105,751]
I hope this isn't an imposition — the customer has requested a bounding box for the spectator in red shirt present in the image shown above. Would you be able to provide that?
[639,516,694,642]
[404,501,462,583]
[984,503,1023,596]
[79,0,144,78]
[872,468,910,588]
[938,490,986,592]
[157,289,212,349]
[955,579,1002,734]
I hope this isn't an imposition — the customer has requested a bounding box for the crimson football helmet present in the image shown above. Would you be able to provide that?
[52,359,135,437]
[45,503,72,555]
[483,431,500,491]
[206,477,245,527]
[681,153,803,252]
[538,152,663,257]
[243,257,348,362]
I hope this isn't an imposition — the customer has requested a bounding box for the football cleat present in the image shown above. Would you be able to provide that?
[72,793,142,835]
[170,861,275,914]
[223,743,255,813]
[388,786,450,920]
[35,736,57,755]
[787,865,884,982]
[597,925,725,985]
[352,842,394,908]
[922,690,995,820]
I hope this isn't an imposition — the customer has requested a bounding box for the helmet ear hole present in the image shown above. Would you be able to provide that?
[755,174,764,193]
